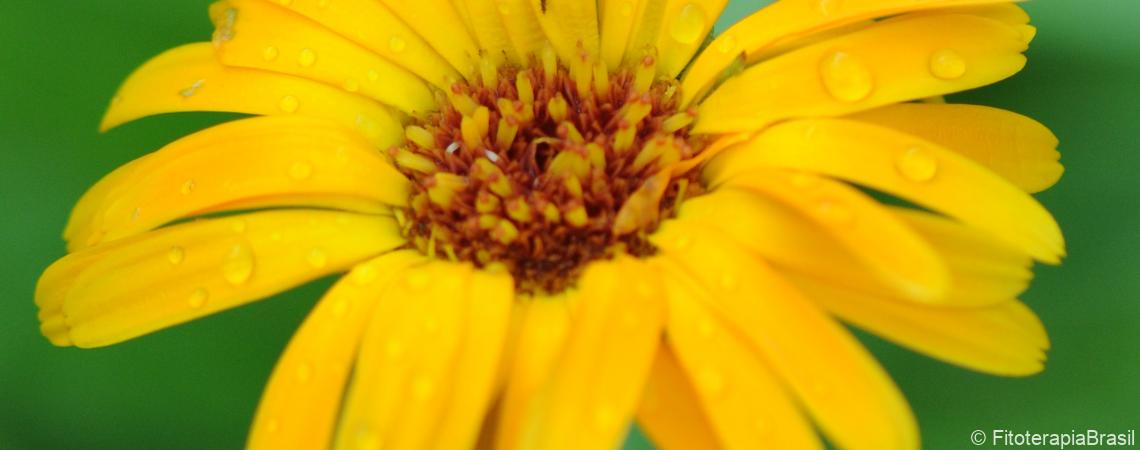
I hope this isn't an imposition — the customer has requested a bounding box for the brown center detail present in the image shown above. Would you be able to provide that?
[392,53,706,295]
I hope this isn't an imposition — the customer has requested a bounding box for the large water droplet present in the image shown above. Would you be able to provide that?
[716,34,738,54]
[896,146,939,182]
[669,3,708,45]
[929,49,967,80]
[188,288,209,309]
[332,298,350,318]
[820,51,873,102]
[180,180,196,195]
[343,78,360,92]
[306,248,328,268]
[289,161,313,180]
[367,70,379,82]
[167,247,185,265]
[298,48,317,67]
[696,368,726,397]
[262,46,279,62]
[222,243,255,285]
[388,36,406,52]
[351,265,378,286]
[231,219,247,233]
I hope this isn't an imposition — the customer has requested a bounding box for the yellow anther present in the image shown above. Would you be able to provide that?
[493,219,520,244]
[563,175,583,198]
[471,158,514,197]
[634,52,657,93]
[506,197,533,223]
[586,143,606,170]
[613,121,636,154]
[475,190,501,213]
[405,125,436,149]
[547,149,591,179]
[662,109,697,133]
[449,91,479,116]
[516,72,534,105]
[592,61,611,97]
[548,94,569,123]
[496,117,519,150]
[478,214,500,230]
[559,122,585,144]
[540,44,558,84]
[461,115,484,150]
[542,202,561,223]
[632,136,682,172]
[564,203,589,228]
[479,56,499,89]
[427,173,468,209]
[392,148,438,174]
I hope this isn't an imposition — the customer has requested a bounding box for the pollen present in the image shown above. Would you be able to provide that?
[391,48,706,294]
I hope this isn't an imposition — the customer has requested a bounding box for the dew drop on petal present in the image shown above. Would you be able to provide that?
[222,243,255,285]
[298,48,317,67]
[719,272,738,291]
[592,404,619,432]
[306,248,328,268]
[351,265,378,286]
[674,235,693,250]
[262,46,279,62]
[929,49,967,80]
[279,95,299,113]
[696,368,726,398]
[167,246,185,265]
[331,298,350,318]
[411,376,435,399]
[180,179,196,195]
[815,0,842,15]
[289,161,313,180]
[385,339,404,360]
[265,418,280,434]
[896,146,939,182]
[388,35,406,52]
[817,199,855,226]
[669,3,708,45]
[716,34,738,54]
[230,219,248,233]
[367,69,380,82]
[295,362,313,383]
[188,288,209,309]
[343,78,360,92]
[354,427,382,450]
[820,51,873,102]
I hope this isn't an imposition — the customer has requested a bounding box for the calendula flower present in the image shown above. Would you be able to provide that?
[37,0,1064,448]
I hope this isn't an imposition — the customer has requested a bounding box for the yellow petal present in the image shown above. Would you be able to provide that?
[37,210,405,348]
[676,190,1033,307]
[430,267,515,450]
[704,119,1064,263]
[682,0,1021,105]
[101,43,403,148]
[653,0,729,79]
[694,13,1028,134]
[461,0,522,64]
[493,0,548,63]
[514,257,664,450]
[247,250,426,450]
[494,295,572,450]
[716,168,950,303]
[850,103,1062,193]
[528,0,601,62]
[377,0,481,79]
[233,0,461,89]
[655,263,823,450]
[636,348,723,450]
[212,0,437,112]
[621,0,667,65]
[65,116,410,251]
[789,273,1048,377]
[652,220,918,450]
[599,0,643,70]
[333,260,510,450]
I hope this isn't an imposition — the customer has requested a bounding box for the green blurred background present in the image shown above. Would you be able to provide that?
[2,1,1137,449]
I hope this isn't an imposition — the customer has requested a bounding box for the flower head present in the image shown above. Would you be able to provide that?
[38,0,1063,449]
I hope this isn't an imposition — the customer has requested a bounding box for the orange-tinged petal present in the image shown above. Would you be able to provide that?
[636,348,723,450]
[683,0,1022,105]
[705,119,1064,263]
[653,0,728,79]
[65,116,409,251]
[212,0,436,112]
[717,168,950,303]
[494,295,572,450]
[37,210,405,348]
[850,103,1062,193]
[652,219,919,450]
[790,273,1048,377]
[694,14,1028,134]
[655,263,824,450]
[101,43,403,148]
[514,257,664,450]
[377,0,481,78]
[247,250,426,450]
[239,0,460,89]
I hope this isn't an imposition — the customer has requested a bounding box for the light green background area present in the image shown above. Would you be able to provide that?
[1,1,1137,449]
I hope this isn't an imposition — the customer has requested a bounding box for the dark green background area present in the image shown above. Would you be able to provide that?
[1,1,1137,449]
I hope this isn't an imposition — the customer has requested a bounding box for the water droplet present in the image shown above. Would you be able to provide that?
[719,273,738,291]
[222,243,255,285]
[669,3,708,45]
[167,247,185,265]
[306,248,328,268]
[896,146,939,182]
[289,161,313,180]
[820,51,873,102]
[367,69,379,82]
[388,35,407,52]
[179,79,205,98]
[180,179,196,195]
[412,376,435,399]
[696,368,725,397]
[265,418,280,434]
[592,405,619,432]
[716,34,737,54]
[230,219,247,233]
[385,339,404,360]
[188,288,209,309]
[351,265,378,286]
[295,362,313,383]
[405,271,430,290]
[279,95,299,113]
[343,78,360,92]
[815,0,842,15]
[817,200,854,226]
[131,207,141,221]
[929,49,967,80]
[298,48,317,67]
[262,46,279,62]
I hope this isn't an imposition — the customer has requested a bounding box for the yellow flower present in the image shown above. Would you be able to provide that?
[37,0,1064,449]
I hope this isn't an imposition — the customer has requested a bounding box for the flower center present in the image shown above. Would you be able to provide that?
[391,49,704,295]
